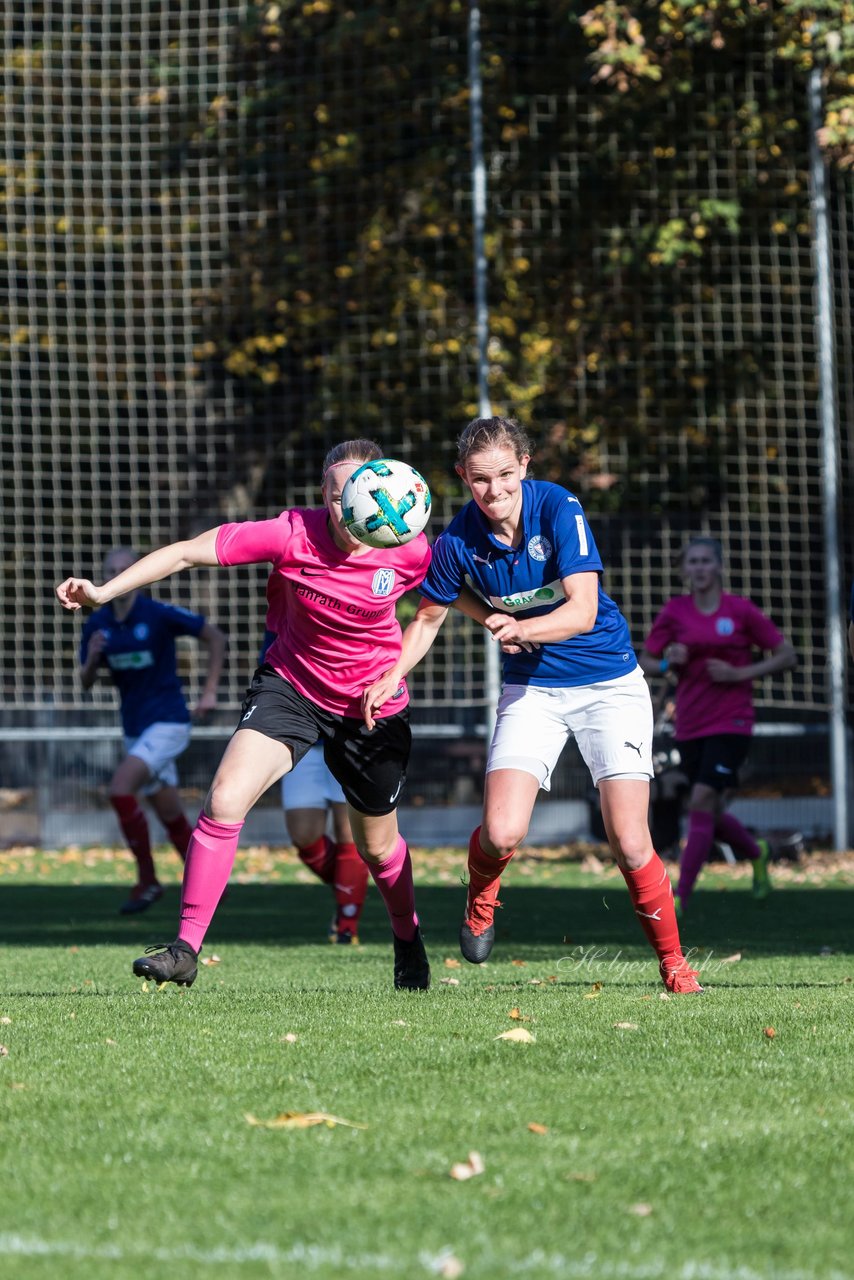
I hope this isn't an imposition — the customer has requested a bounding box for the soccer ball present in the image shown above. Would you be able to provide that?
[341,458,432,548]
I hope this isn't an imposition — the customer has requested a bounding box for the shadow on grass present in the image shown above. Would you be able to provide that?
[0,883,851,958]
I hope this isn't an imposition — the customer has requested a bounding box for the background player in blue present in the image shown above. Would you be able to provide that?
[80,547,226,914]
[363,416,702,994]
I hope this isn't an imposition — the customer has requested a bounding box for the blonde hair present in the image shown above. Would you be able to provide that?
[456,416,533,467]
[321,439,383,482]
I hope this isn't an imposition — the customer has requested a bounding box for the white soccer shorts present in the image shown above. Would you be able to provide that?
[487,665,654,790]
[125,721,192,794]
[281,743,346,810]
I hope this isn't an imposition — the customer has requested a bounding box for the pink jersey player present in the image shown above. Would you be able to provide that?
[56,439,433,993]
[639,537,796,912]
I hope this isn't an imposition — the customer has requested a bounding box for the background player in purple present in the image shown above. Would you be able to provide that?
[57,440,432,992]
[364,415,702,994]
[639,537,796,914]
[79,547,226,914]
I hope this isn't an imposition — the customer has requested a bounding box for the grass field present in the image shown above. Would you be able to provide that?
[2,842,853,1280]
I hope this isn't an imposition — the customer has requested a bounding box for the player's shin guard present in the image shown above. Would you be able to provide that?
[163,813,193,861]
[178,814,244,954]
[110,794,157,884]
[622,851,688,981]
[367,835,417,941]
[677,810,716,907]
[332,840,369,938]
[296,834,336,885]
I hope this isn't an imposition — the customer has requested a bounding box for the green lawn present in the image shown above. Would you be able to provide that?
[1,844,853,1280]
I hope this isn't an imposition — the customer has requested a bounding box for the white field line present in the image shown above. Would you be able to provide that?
[0,1237,851,1280]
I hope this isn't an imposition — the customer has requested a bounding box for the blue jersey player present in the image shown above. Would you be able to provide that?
[363,416,702,994]
[80,547,226,914]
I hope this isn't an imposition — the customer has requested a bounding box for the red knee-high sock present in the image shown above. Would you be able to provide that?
[163,813,193,861]
[467,826,515,897]
[715,812,761,860]
[332,840,369,926]
[178,814,244,954]
[110,795,157,885]
[622,852,686,978]
[297,834,336,885]
[678,810,716,904]
[367,834,417,941]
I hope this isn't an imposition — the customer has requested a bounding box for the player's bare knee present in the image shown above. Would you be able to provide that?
[481,821,526,856]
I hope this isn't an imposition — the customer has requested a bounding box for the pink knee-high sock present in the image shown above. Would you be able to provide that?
[178,814,244,954]
[367,834,417,941]
[715,812,761,860]
[677,810,716,905]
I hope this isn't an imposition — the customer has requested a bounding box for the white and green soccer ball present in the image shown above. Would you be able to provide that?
[341,458,432,548]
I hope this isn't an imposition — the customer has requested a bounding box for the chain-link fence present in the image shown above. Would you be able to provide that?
[2,3,852,841]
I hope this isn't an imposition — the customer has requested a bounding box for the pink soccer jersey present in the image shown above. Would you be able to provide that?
[216,508,431,718]
[644,593,784,740]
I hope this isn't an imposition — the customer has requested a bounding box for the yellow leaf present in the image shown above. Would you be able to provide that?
[443,957,461,969]
[244,1111,367,1130]
[449,1150,485,1180]
[510,958,527,967]
[495,1028,536,1043]
[508,1007,529,1021]
[527,1122,548,1135]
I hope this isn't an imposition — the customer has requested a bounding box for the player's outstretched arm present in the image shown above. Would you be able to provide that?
[193,622,227,717]
[56,529,222,611]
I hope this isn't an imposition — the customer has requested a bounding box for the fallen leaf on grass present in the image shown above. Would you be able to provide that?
[443,957,461,969]
[565,1171,597,1182]
[105,1038,117,1046]
[584,982,603,999]
[629,1203,653,1217]
[764,1027,776,1039]
[510,958,527,967]
[449,1151,485,1181]
[0,1046,8,1057]
[279,1033,298,1043]
[659,992,671,1001]
[508,1007,531,1021]
[495,1028,536,1043]
[440,977,460,986]
[201,954,222,967]
[0,1017,11,1025]
[613,1022,638,1031]
[528,979,543,986]
[245,1110,367,1130]
[527,1122,548,1135]
[390,1020,407,1026]
[720,952,742,964]
[438,1254,465,1279]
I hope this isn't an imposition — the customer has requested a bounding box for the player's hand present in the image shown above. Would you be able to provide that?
[85,630,108,661]
[706,658,743,683]
[192,690,218,719]
[56,577,103,610]
[484,612,537,651]
[663,642,688,667]
[361,671,402,731]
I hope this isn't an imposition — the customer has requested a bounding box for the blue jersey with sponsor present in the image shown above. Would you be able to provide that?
[80,595,206,737]
[419,479,636,687]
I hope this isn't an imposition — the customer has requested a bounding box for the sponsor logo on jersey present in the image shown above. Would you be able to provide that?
[488,579,564,612]
[372,568,395,597]
[716,617,735,636]
[107,651,155,671]
[527,535,552,562]
[133,623,149,640]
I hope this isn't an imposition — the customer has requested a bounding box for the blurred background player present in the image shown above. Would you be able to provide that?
[79,546,226,914]
[639,536,796,914]
[260,616,368,944]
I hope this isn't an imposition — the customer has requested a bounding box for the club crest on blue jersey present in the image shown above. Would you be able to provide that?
[527,535,552,562]
[134,623,149,640]
[716,617,735,636]
[371,568,396,597]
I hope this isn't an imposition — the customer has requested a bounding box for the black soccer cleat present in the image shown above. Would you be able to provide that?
[393,926,431,991]
[459,919,495,964]
[132,939,198,988]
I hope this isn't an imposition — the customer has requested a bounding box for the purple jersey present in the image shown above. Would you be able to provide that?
[80,595,206,737]
[644,593,784,739]
[216,507,431,719]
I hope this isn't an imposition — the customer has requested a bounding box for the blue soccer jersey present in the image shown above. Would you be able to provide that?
[420,479,636,687]
[80,595,206,737]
